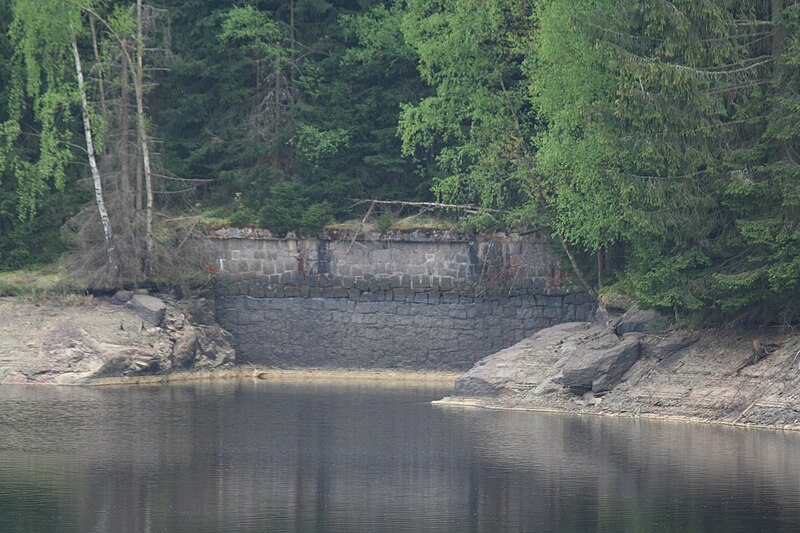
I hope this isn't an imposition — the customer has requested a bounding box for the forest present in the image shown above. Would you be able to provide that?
[0,0,798,325]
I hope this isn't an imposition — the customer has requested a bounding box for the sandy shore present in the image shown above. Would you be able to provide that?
[89,367,461,387]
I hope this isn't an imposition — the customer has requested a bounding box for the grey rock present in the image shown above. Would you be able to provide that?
[111,290,134,304]
[533,372,563,396]
[562,335,641,394]
[180,298,217,326]
[615,306,670,335]
[125,294,167,326]
[454,375,504,397]
[172,327,200,368]
[451,322,598,396]
[642,330,700,361]
[594,304,616,327]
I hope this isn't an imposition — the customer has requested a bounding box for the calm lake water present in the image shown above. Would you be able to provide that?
[1,381,800,532]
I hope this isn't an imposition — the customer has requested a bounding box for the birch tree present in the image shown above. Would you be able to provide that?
[1,0,119,283]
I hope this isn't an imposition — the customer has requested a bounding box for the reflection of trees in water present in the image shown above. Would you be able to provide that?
[453,408,800,531]
[3,384,800,532]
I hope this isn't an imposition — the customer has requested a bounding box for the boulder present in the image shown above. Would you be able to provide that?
[110,290,134,305]
[562,335,641,394]
[125,294,167,326]
[452,322,598,398]
[615,306,670,336]
[177,297,217,326]
[454,375,505,397]
[172,327,200,368]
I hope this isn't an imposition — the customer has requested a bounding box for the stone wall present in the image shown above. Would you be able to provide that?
[206,229,595,370]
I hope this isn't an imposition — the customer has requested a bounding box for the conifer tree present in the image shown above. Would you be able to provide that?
[532,0,800,322]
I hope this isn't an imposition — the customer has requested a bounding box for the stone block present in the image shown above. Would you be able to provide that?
[111,290,134,305]
[125,294,166,326]
[360,291,386,302]
[283,286,301,297]
[248,285,267,298]
[308,287,324,298]
[562,336,641,394]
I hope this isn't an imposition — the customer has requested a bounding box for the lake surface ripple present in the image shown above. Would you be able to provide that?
[1,381,799,532]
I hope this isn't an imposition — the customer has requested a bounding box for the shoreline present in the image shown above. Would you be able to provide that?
[440,321,800,433]
[433,396,800,433]
[87,367,462,387]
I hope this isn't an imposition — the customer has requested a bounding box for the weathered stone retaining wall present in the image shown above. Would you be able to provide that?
[205,229,595,370]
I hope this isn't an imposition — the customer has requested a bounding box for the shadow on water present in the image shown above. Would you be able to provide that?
[0,382,799,532]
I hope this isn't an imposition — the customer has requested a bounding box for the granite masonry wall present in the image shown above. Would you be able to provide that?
[205,229,595,370]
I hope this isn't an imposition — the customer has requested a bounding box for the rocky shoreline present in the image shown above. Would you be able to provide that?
[0,294,461,386]
[438,310,800,431]
[4,294,800,432]
[0,294,235,385]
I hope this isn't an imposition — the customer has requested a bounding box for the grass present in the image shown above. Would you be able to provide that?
[327,214,458,233]
[0,264,85,298]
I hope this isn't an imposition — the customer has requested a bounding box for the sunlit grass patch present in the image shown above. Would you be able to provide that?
[0,264,85,298]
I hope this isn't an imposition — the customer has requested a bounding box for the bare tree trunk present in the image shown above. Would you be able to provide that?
[597,248,603,289]
[772,0,785,62]
[290,0,295,86]
[136,0,154,275]
[559,237,596,297]
[120,39,132,214]
[89,18,108,124]
[72,34,118,285]
[136,134,143,212]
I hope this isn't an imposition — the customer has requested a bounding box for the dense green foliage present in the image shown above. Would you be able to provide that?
[0,0,88,270]
[532,0,800,323]
[0,0,797,323]
[399,0,537,223]
[153,0,429,230]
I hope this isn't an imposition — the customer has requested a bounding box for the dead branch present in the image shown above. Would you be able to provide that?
[558,237,597,297]
[345,202,375,257]
[349,199,500,214]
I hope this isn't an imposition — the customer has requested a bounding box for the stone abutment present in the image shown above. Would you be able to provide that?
[204,229,595,370]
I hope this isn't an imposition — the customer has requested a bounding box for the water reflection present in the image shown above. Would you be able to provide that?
[0,382,799,532]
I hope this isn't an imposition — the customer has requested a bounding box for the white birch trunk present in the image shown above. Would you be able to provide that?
[72,34,118,284]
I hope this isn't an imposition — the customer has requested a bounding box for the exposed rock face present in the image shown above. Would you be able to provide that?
[454,322,644,398]
[125,294,167,326]
[453,322,598,397]
[0,296,235,385]
[562,334,641,394]
[446,317,800,429]
[614,306,670,335]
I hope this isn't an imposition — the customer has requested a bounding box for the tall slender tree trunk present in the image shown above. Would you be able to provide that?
[136,0,154,275]
[290,0,295,86]
[772,0,785,62]
[89,18,108,125]
[136,135,143,212]
[597,248,603,289]
[120,39,132,222]
[772,0,787,167]
[72,34,118,285]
